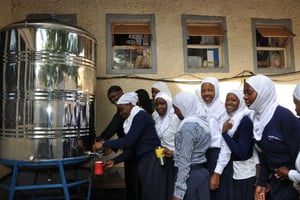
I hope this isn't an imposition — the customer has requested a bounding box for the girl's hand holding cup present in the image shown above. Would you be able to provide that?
[163,148,173,157]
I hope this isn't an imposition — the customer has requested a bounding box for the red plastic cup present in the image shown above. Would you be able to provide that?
[94,161,104,175]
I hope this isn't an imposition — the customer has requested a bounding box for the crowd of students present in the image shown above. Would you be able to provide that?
[93,75,300,200]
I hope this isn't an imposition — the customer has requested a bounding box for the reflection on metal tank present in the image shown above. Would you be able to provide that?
[0,20,97,161]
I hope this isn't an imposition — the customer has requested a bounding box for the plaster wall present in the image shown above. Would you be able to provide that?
[4,0,300,134]
[0,0,12,28]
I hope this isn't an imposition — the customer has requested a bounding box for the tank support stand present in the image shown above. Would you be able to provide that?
[0,156,94,200]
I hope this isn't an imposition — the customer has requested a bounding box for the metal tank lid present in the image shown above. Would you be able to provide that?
[1,16,97,42]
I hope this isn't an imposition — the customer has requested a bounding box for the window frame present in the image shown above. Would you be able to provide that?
[252,18,296,74]
[182,15,229,73]
[106,14,157,74]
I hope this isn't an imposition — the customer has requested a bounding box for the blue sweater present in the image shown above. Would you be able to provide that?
[256,106,300,186]
[104,110,161,164]
[222,116,254,161]
[174,122,211,199]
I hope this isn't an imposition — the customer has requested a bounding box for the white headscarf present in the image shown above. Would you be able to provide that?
[152,81,171,97]
[117,92,138,105]
[246,75,278,141]
[293,82,300,101]
[198,77,226,148]
[200,77,225,119]
[153,92,174,138]
[153,92,174,137]
[201,77,220,104]
[173,92,209,133]
[194,86,202,102]
[117,92,142,134]
[226,90,252,137]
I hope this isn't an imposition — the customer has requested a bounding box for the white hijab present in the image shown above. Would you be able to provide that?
[226,90,252,137]
[153,92,174,138]
[117,92,138,106]
[293,82,300,101]
[152,81,171,97]
[200,77,225,119]
[173,91,209,133]
[117,92,143,134]
[194,86,202,102]
[246,75,278,141]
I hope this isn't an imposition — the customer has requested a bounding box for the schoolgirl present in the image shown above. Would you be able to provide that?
[198,77,232,200]
[172,92,211,200]
[153,91,180,200]
[93,92,167,200]
[244,75,300,200]
[222,90,258,200]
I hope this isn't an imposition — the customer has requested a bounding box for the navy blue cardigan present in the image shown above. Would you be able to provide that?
[222,115,254,161]
[104,110,161,164]
[255,106,300,186]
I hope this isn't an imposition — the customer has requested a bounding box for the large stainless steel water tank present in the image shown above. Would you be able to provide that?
[0,20,97,161]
